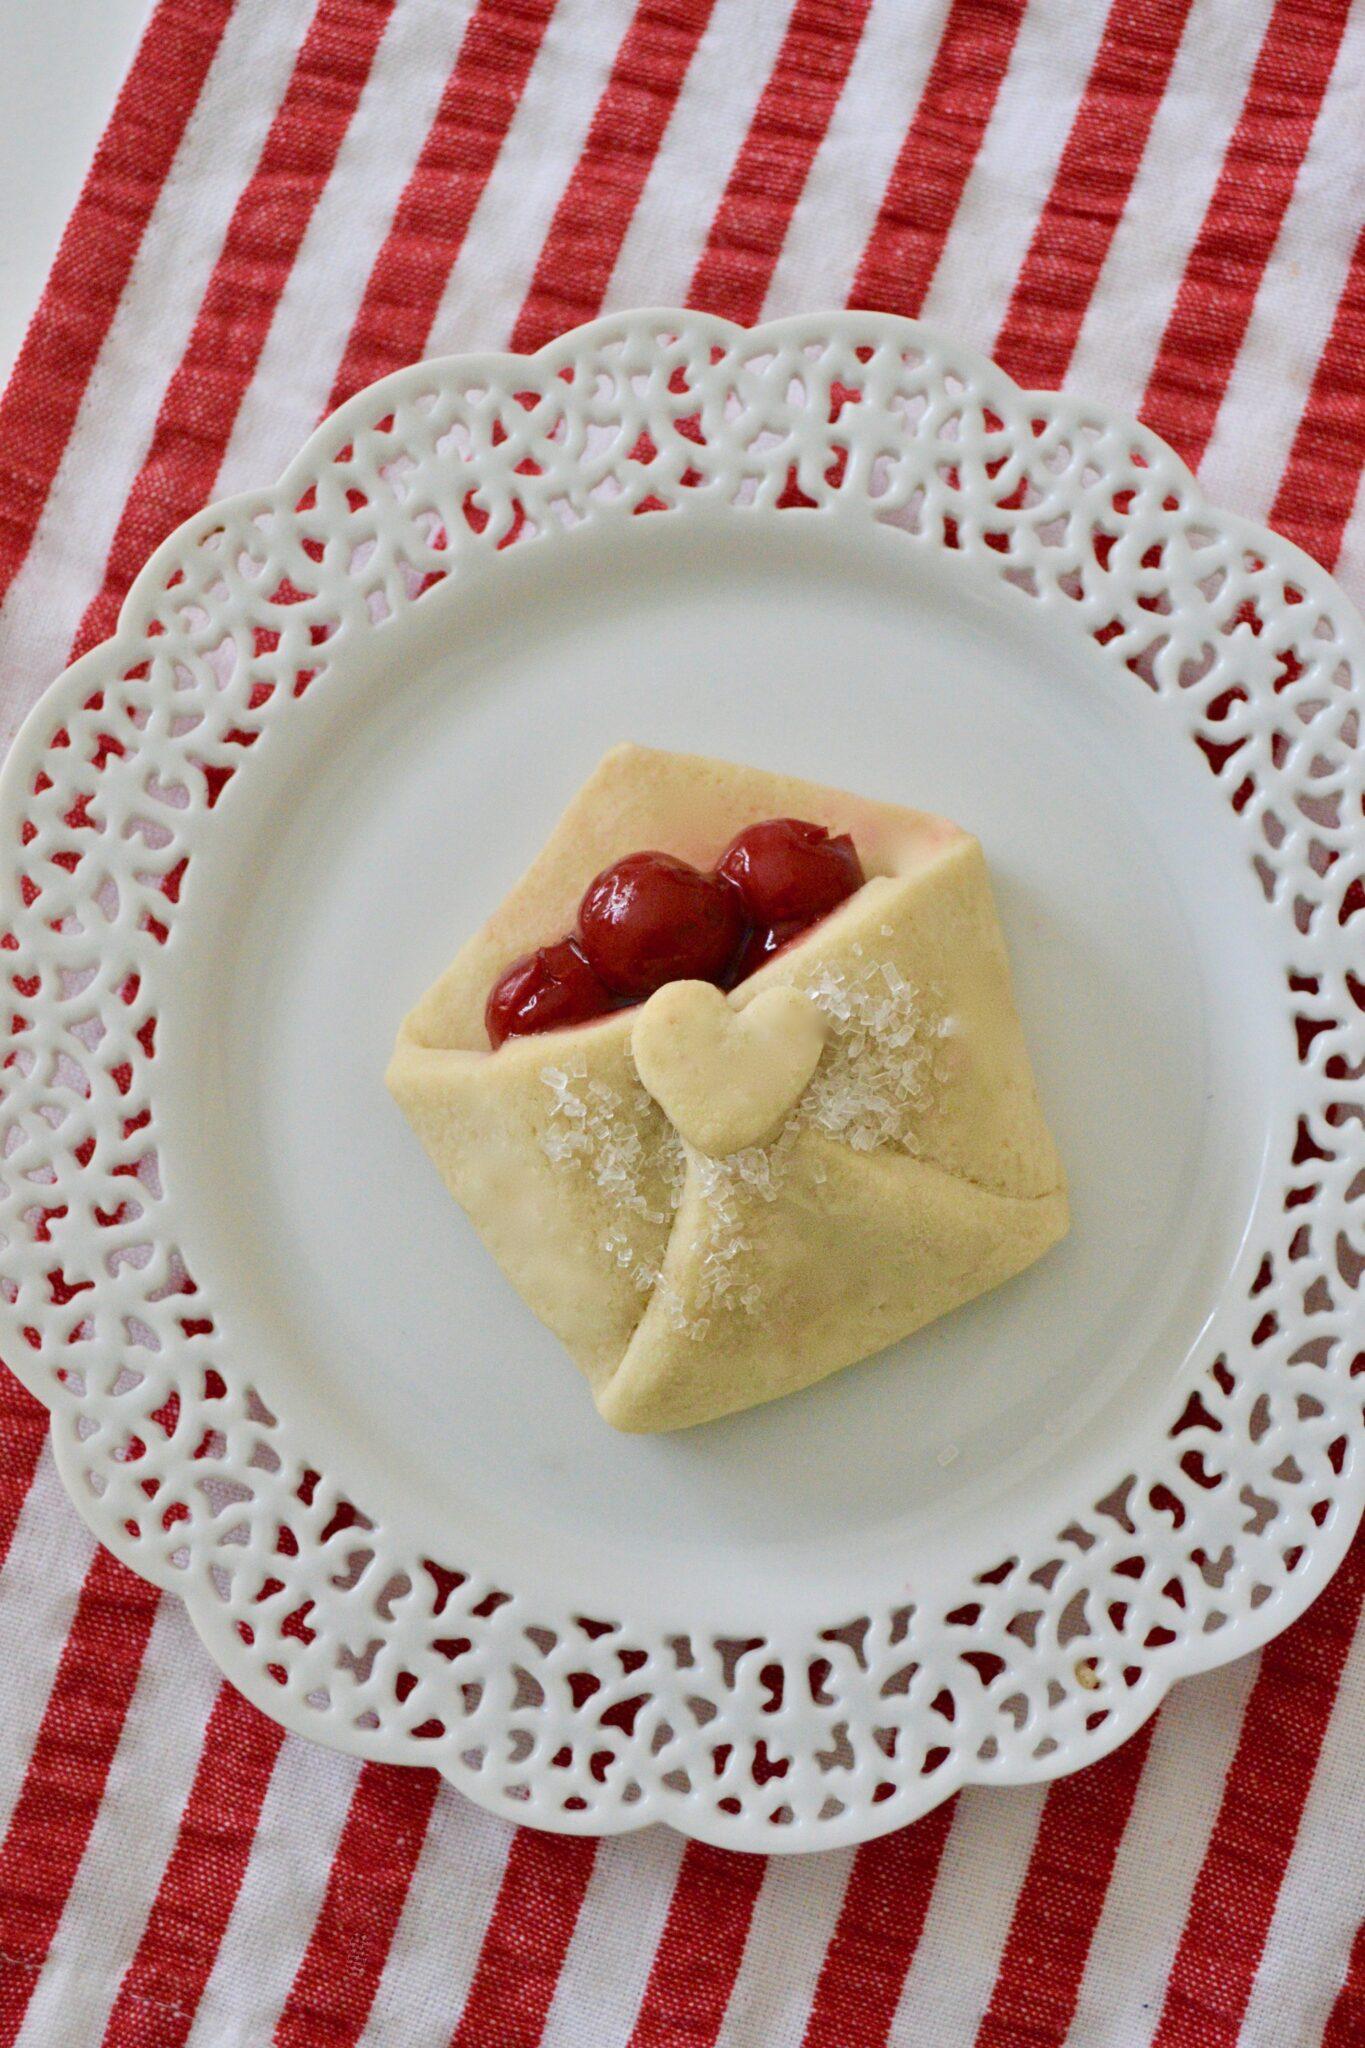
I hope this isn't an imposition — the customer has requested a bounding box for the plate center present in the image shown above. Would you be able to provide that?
[167,512,1276,1621]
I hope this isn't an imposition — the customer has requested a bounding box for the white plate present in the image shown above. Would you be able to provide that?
[1,312,1360,1851]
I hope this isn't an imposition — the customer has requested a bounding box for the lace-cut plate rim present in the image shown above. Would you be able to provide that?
[0,311,1360,1853]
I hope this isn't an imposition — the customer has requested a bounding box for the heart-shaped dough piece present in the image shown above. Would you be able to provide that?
[631,979,827,1157]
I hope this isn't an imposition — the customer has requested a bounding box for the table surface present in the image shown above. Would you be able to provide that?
[0,0,150,384]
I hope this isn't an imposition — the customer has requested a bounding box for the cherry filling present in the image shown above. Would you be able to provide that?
[484,816,865,1047]
[579,851,745,997]
[726,916,809,985]
[717,817,863,924]
[484,940,615,1049]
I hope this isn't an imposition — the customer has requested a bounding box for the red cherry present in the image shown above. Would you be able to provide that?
[485,939,615,1048]
[718,817,864,926]
[728,918,808,984]
[578,851,746,997]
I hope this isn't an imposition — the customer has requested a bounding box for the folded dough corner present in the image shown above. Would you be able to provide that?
[387,744,1068,1431]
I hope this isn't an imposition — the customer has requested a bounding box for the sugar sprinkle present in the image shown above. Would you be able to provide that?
[539,958,951,1338]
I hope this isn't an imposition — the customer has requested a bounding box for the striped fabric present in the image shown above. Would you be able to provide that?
[0,1,1363,2041]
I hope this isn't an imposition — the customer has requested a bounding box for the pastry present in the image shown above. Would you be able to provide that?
[387,744,1068,1431]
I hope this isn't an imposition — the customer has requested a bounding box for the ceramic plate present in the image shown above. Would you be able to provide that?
[1,311,1360,1851]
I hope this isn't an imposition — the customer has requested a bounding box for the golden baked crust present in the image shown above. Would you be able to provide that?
[387,745,1067,1430]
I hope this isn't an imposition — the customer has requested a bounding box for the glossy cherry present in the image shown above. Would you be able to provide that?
[718,817,864,926]
[578,850,746,998]
[727,918,808,985]
[485,939,616,1048]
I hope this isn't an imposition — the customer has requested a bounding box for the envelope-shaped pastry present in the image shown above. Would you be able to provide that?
[387,745,1067,1431]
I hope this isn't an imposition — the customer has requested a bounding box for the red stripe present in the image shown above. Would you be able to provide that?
[274,1761,444,2048]
[0,0,235,614]
[100,1685,284,2048]
[689,0,872,325]
[450,1830,597,2048]
[274,1763,440,2048]
[328,0,557,408]
[802,1800,956,2048]
[1268,219,1365,569]
[993,0,1193,388]
[975,1719,1157,2048]
[1152,1530,1365,2047]
[847,0,1026,319]
[626,1843,765,2048]
[1140,0,1352,471]
[510,0,716,355]
[1323,1914,1365,2048]
[71,0,394,662]
[0,1547,159,2048]
[0,1368,47,1577]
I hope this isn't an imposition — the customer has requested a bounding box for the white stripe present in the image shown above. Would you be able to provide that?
[181,1734,357,2047]
[1239,1613,1365,2048]
[919,0,1104,352]
[425,0,638,357]
[604,0,797,315]
[1199,17,1365,522]
[542,1828,684,2048]
[715,1847,852,2048]
[889,1784,1046,2042]
[1066,0,1275,416]
[217,0,479,497]
[0,0,315,755]
[0,1447,95,1845]
[355,1788,515,2047]
[761,0,950,322]
[13,1594,221,2048]
[1070,1657,1259,2048]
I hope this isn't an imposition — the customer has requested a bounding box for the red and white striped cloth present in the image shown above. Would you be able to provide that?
[0,1,1362,2041]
